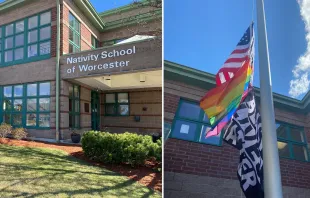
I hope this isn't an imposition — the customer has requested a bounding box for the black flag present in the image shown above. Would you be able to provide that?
[223,89,264,198]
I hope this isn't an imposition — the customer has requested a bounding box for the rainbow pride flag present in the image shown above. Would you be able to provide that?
[200,24,254,137]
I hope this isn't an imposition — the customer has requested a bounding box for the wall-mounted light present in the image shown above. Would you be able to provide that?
[134,116,140,122]
[142,107,147,111]
[104,75,111,80]
[140,74,146,82]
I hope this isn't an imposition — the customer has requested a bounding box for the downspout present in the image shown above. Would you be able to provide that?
[56,0,61,142]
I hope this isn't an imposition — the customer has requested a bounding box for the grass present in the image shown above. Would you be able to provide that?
[0,144,161,198]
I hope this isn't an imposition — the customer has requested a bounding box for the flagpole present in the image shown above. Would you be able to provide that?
[256,0,283,197]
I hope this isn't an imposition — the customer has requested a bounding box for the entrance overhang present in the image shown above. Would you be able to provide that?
[69,70,162,91]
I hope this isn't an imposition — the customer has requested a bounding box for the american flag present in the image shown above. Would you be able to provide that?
[216,23,254,86]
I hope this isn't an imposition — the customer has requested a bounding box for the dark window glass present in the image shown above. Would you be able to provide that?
[277,141,290,158]
[178,101,201,120]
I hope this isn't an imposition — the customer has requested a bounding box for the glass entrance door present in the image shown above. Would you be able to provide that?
[91,91,100,130]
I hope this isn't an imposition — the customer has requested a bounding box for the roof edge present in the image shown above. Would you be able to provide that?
[77,0,105,31]
[0,0,29,11]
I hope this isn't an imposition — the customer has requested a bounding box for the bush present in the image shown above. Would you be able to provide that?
[11,128,27,140]
[0,123,12,138]
[81,131,162,166]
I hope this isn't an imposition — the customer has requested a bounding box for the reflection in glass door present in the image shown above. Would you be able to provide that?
[91,91,100,130]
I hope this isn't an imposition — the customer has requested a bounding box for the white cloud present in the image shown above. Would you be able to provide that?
[289,0,310,98]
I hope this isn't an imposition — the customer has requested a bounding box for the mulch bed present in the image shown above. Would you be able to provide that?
[0,138,162,192]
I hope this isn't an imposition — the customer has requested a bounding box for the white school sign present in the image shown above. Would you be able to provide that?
[60,40,161,79]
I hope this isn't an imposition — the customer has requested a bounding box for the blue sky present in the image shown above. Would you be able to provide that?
[89,0,134,13]
[164,0,309,99]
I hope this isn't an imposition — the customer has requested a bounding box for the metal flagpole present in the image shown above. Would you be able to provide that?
[256,0,283,197]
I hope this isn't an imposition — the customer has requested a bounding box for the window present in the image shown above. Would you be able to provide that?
[91,35,99,49]
[105,93,129,116]
[164,122,171,142]
[102,38,127,46]
[3,85,23,127]
[68,12,80,53]
[0,11,51,66]
[2,82,51,128]
[277,122,309,161]
[69,84,80,128]
[170,99,222,146]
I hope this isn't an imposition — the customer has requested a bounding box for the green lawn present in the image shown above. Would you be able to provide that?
[0,144,161,198]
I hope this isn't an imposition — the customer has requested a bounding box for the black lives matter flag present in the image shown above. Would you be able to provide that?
[223,89,264,198]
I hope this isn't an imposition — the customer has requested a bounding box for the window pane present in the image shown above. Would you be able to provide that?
[69,86,73,98]
[74,86,79,98]
[292,144,308,161]
[40,42,50,55]
[39,82,50,95]
[39,114,50,127]
[5,50,13,62]
[276,123,287,139]
[69,99,73,112]
[3,114,11,124]
[118,105,129,115]
[39,98,50,111]
[75,115,80,128]
[5,24,13,36]
[118,93,128,103]
[40,12,51,25]
[178,101,201,120]
[14,48,24,61]
[28,44,38,57]
[13,114,22,126]
[5,37,13,49]
[106,104,115,115]
[69,115,73,128]
[199,125,221,145]
[27,84,37,96]
[13,99,23,112]
[15,34,24,47]
[40,26,51,40]
[278,141,290,158]
[4,86,12,97]
[69,43,74,53]
[26,113,36,126]
[69,13,75,27]
[172,120,197,141]
[27,99,36,111]
[105,94,115,103]
[202,114,210,124]
[164,122,171,141]
[290,128,304,143]
[14,85,23,97]
[28,30,38,43]
[3,99,12,111]
[15,21,24,33]
[28,16,38,29]
[75,100,79,112]
[0,28,2,38]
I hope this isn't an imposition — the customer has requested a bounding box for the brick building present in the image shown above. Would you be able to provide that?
[0,0,162,141]
[164,60,310,198]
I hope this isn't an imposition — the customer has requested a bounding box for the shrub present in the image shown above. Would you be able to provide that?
[11,128,27,140]
[0,123,12,138]
[81,131,162,166]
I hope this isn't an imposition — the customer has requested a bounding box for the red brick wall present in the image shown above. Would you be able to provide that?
[164,93,180,121]
[61,2,96,54]
[81,23,92,51]
[165,139,239,179]
[51,7,57,57]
